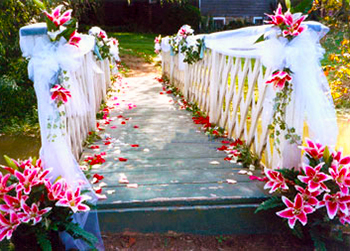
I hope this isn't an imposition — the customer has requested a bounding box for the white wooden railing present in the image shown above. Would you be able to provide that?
[162,48,276,168]
[66,56,111,159]
[19,23,112,161]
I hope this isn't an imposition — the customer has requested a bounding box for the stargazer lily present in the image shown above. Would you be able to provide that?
[0,192,28,213]
[276,194,315,229]
[265,3,284,26]
[299,138,326,160]
[18,202,51,225]
[295,185,320,206]
[68,31,81,48]
[263,168,289,193]
[56,187,90,213]
[265,71,292,90]
[298,163,332,192]
[0,212,21,241]
[318,192,350,219]
[0,173,16,199]
[44,5,72,27]
[50,84,71,104]
[282,11,307,37]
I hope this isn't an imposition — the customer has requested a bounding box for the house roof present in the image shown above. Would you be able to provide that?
[200,0,273,17]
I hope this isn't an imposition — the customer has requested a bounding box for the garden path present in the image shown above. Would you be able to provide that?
[80,58,275,234]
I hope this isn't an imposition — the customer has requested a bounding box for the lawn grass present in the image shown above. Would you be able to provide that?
[108,32,157,63]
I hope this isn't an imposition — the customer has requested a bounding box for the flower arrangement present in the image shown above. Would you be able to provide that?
[154,35,162,54]
[166,24,204,65]
[258,4,307,149]
[0,156,97,250]
[44,5,78,43]
[89,26,120,61]
[255,138,350,249]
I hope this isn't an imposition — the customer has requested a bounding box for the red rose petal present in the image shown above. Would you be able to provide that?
[121,121,126,125]
[95,188,102,194]
[118,158,128,162]
[133,125,139,128]
[130,144,139,148]
[110,126,117,129]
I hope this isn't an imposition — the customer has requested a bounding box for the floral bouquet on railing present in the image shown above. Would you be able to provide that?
[89,26,120,61]
[154,35,162,54]
[0,156,97,250]
[254,138,350,249]
[167,24,205,65]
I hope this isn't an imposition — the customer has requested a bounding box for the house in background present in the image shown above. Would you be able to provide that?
[199,0,276,27]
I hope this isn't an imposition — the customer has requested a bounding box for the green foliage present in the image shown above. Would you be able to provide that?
[36,231,52,251]
[62,221,99,248]
[255,196,283,213]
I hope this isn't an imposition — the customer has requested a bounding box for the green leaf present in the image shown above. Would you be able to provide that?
[254,34,265,44]
[3,155,18,171]
[310,228,327,251]
[285,0,291,9]
[255,196,283,213]
[63,222,98,248]
[323,146,330,163]
[33,0,45,10]
[36,231,52,251]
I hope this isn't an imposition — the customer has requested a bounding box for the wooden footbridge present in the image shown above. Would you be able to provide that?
[19,22,334,238]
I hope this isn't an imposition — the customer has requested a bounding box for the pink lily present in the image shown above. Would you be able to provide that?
[56,187,90,213]
[0,173,16,199]
[47,179,66,201]
[265,3,285,26]
[0,212,21,241]
[338,211,350,225]
[298,163,332,192]
[18,202,51,225]
[300,138,326,159]
[44,5,72,27]
[332,150,350,166]
[265,71,292,90]
[178,25,194,38]
[276,194,315,229]
[295,185,320,206]
[263,168,289,193]
[329,164,350,194]
[68,31,82,48]
[282,11,307,37]
[15,169,40,195]
[50,84,71,104]
[318,192,350,219]
[98,30,107,39]
[0,192,28,213]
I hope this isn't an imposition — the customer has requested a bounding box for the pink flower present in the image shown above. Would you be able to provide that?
[0,173,16,199]
[318,192,350,219]
[50,84,71,104]
[46,179,67,201]
[329,164,350,194]
[18,202,51,225]
[56,187,90,213]
[0,192,28,213]
[282,11,307,37]
[276,194,315,229]
[295,185,320,206]
[98,31,107,39]
[68,31,81,48]
[298,163,332,192]
[44,5,72,27]
[265,71,292,90]
[338,211,350,225]
[332,150,350,166]
[154,35,161,44]
[300,138,325,159]
[265,3,285,26]
[0,212,21,241]
[15,169,40,195]
[177,25,194,38]
[263,168,289,193]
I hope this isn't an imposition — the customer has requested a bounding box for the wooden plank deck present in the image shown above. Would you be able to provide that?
[81,73,282,234]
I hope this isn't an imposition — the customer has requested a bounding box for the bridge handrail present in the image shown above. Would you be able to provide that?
[161,22,337,169]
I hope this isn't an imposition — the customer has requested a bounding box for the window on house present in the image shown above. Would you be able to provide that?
[149,0,157,3]
[213,17,226,29]
[253,17,263,25]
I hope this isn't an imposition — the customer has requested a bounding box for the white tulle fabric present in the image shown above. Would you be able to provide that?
[20,24,104,250]
[161,22,338,169]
